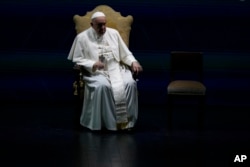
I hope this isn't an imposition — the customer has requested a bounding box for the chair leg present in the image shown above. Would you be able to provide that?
[167,94,205,133]
[73,95,83,130]
[197,96,206,132]
[167,95,173,132]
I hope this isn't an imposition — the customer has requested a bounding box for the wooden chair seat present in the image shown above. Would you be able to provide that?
[168,80,206,95]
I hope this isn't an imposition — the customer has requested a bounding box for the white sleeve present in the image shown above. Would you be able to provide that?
[67,35,95,73]
[117,31,137,66]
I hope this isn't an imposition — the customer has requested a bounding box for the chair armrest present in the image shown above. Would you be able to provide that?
[72,64,86,98]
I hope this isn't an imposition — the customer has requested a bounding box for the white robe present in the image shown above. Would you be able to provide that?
[68,27,139,130]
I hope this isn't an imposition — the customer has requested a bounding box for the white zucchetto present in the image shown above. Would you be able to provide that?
[91,11,106,20]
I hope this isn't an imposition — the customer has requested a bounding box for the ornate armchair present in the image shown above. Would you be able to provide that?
[71,5,134,106]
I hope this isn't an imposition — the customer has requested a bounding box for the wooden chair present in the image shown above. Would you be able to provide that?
[166,51,206,132]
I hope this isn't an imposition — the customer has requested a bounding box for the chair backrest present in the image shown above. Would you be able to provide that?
[73,5,133,47]
[170,51,204,81]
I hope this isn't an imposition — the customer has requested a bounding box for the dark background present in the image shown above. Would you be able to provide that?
[1,0,250,52]
[1,1,250,166]
[1,0,250,135]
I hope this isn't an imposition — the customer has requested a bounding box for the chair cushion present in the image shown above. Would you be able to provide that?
[167,80,206,95]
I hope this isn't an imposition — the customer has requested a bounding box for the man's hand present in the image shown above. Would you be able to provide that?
[93,61,105,72]
[131,61,143,75]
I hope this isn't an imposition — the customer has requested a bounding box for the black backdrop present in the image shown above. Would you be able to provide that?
[1,0,250,52]
[1,0,250,131]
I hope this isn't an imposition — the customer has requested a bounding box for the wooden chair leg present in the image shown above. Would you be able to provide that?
[73,95,82,130]
[197,95,206,132]
[167,95,205,133]
[167,95,173,132]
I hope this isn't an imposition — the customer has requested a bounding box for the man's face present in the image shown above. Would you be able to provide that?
[91,16,106,36]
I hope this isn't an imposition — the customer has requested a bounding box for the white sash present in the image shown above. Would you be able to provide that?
[99,41,128,124]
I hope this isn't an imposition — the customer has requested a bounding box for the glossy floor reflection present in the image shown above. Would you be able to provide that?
[75,130,250,167]
[1,121,249,167]
[74,131,138,167]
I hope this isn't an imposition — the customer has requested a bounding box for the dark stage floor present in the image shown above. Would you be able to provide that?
[0,104,249,167]
[1,51,250,167]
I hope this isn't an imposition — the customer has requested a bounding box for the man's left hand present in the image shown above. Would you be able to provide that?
[131,61,143,75]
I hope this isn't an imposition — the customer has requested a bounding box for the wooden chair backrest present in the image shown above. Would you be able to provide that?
[73,5,133,47]
[170,51,204,81]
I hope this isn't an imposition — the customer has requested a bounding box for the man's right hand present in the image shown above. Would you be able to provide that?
[93,61,105,72]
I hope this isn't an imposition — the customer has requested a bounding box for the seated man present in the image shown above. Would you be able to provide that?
[67,11,143,131]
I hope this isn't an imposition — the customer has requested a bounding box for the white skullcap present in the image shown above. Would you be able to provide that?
[91,11,106,19]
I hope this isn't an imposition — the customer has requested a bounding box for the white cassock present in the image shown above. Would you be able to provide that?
[68,27,139,130]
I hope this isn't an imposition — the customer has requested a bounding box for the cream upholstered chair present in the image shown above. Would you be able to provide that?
[72,5,134,107]
[167,51,206,131]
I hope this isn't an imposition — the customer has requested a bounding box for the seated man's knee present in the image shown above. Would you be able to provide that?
[96,79,111,91]
[125,79,137,89]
